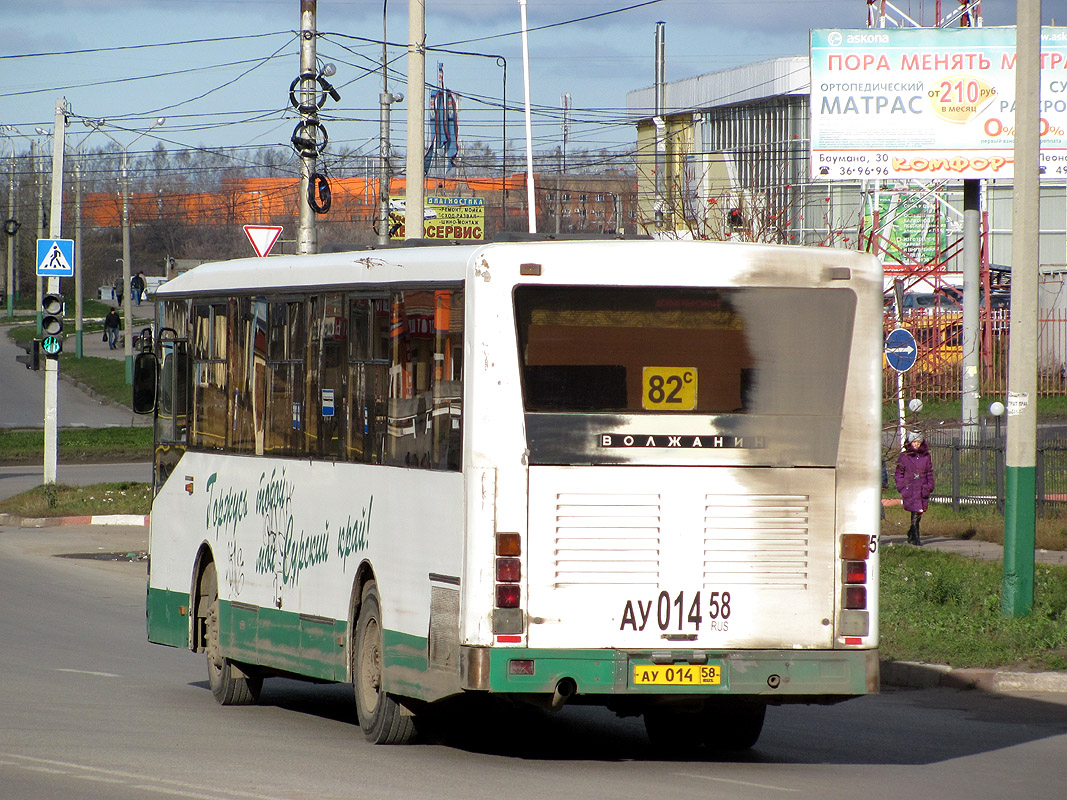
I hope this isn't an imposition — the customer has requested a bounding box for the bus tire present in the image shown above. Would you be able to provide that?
[701,701,766,750]
[202,563,261,706]
[353,582,416,744]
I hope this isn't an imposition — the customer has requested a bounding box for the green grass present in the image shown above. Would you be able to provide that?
[58,355,134,407]
[0,427,152,465]
[879,544,1067,670]
[0,482,151,517]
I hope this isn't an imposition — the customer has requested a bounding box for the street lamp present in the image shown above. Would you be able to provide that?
[84,117,165,384]
[0,125,20,319]
[1,125,46,327]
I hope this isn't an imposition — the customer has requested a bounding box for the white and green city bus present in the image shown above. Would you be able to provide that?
[135,239,883,748]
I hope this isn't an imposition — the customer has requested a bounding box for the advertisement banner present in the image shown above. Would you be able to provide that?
[389,196,485,241]
[811,27,1067,181]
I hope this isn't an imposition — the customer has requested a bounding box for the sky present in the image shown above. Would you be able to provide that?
[1,0,1064,170]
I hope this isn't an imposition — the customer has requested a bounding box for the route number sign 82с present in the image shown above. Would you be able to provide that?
[642,366,697,411]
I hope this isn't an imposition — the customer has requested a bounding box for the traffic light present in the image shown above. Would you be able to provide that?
[41,293,64,358]
[15,339,40,371]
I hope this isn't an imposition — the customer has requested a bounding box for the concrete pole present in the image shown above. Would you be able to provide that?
[297,0,318,255]
[44,97,66,485]
[406,0,426,239]
[961,179,981,434]
[654,22,666,227]
[5,148,13,318]
[34,141,43,336]
[74,157,84,358]
[519,0,537,233]
[120,146,134,384]
[1003,1,1041,618]
[378,10,394,247]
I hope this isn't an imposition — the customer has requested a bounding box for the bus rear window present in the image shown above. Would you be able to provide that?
[515,285,854,415]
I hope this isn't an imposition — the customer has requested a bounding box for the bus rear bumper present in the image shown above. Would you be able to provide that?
[466,646,879,698]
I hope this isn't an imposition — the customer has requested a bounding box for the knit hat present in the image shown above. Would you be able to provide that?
[906,429,923,443]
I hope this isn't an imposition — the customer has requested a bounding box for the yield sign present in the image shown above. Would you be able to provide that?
[244,225,283,258]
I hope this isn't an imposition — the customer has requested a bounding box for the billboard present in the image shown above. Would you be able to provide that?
[389,196,485,240]
[811,27,1067,181]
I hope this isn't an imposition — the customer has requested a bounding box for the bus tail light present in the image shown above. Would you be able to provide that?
[494,533,524,634]
[844,586,867,610]
[839,534,871,633]
[844,560,867,584]
[496,584,521,608]
[496,557,521,582]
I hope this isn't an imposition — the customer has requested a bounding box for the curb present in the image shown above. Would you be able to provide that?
[881,659,1067,693]
[0,512,149,528]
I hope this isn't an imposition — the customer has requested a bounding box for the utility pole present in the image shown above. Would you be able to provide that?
[654,21,666,228]
[1003,0,1041,617]
[519,0,537,233]
[378,5,403,246]
[406,0,426,240]
[5,140,13,318]
[297,0,318,255]
[74,157,84,357]
[961,179,980,434]
[44,98,67,485]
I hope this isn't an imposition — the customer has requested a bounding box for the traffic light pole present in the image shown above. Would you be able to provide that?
[43,98,66,485]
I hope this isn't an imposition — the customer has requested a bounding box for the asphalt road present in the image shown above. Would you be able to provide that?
[1,523,1065,800]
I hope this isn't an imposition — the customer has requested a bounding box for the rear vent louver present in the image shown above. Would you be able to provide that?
[552,493,662,587]
[703,493,810,589]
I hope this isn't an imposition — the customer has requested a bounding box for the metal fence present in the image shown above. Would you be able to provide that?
[883,308,1067,400]
[886,426,1067,514]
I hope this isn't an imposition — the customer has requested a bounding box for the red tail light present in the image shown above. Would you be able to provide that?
[496,584,521,608]
[496,557,521,583]
[844,560,867,584]
[844,586,867,610]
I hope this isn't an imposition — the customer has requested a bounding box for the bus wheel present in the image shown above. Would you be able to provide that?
[701,701,766,750]
[202,563,261,706]
[353,582,416,744]
[643,708,704,757]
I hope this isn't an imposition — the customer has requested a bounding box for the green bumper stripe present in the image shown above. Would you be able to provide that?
[487,648,875,696]
[221,601,348,682]
[146,586,191,648]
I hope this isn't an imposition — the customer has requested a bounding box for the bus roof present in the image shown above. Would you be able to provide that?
[155,240,881,298]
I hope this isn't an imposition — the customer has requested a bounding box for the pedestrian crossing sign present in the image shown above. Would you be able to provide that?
[37,238,75,277]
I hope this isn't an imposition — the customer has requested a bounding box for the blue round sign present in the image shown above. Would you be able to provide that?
[885,328,917,372]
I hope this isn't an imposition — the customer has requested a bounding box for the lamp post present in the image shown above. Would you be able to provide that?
[1,125,45,327]
[0,126,19,319]
[85,117,165,384]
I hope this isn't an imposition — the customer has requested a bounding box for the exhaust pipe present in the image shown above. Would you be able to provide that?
[550,677,577,710]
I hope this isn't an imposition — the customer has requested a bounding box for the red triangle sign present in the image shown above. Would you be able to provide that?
[244,225,284,258]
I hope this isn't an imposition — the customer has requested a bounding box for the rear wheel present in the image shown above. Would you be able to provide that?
[701,701,766,750]
[203,563,261,706]
[353,581,416,744]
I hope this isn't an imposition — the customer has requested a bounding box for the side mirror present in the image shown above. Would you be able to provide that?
[132,351,159,415]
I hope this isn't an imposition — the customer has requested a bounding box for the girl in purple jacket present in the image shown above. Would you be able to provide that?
[895,430,934,546]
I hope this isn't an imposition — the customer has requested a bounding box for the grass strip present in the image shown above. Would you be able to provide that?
[0,427,152,465]
[0,481,151,517]
[880,543,1067,671]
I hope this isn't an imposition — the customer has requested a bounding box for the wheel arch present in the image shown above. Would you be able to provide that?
[345,559,377,681]
[190,542,216,654]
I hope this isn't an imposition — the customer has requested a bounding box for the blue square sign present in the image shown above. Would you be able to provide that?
[37,238,75,277]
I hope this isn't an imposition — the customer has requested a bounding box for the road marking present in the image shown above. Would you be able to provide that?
[0,753,297,800]
[54,668,120,677]
[676,772,800,792]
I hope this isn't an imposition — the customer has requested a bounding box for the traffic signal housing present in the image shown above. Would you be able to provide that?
[16,339,40,371]
[41,293,64,358]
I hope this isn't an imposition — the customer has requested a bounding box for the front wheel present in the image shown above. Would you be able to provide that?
[353,582,416,744]
[203,563,261,706]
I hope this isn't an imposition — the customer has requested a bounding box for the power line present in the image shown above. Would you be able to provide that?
[0,31,291,60]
